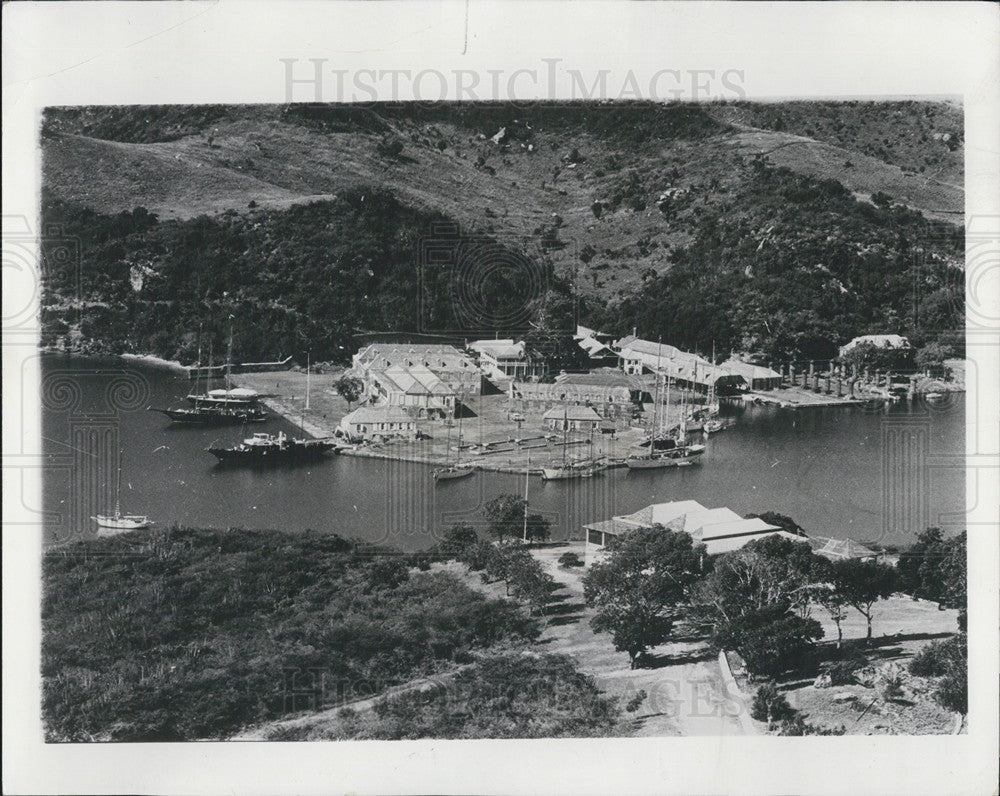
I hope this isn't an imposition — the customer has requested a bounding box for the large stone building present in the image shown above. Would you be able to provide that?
[509,370,648,419]
[351,344,480,418]
[583,499,804,562]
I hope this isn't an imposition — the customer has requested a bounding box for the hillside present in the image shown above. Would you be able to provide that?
[40,101,965,364]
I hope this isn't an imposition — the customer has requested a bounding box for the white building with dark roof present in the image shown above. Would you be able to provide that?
[468,339,542,380]
[338,405,418,442]
[583,499,805,562]
[542,405,603,432]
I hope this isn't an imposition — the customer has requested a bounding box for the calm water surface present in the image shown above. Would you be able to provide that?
[40,355,966,551]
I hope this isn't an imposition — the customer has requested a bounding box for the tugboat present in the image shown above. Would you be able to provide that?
[207,431,336,465]
[92,452,152,531]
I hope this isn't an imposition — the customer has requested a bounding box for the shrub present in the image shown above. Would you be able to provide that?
[558,552,584,568]
[776,716,847,736]
[822,650,868,685]
[750,682,796,725]
[909,637,962,677]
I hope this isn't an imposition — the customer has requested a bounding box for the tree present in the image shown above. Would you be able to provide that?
[439,523,479,560]
[507,554,554,616]
[523,513,551,544]
[715,606,823,678]
[482,494,527,544]
[695,535,825,623]
[915,341,951,373]
[808,578,850,649]
[583,526,704,668]
[746,512,806,537]
[830,558,896,643]
[750,681,796,728]
[334,374,363,410]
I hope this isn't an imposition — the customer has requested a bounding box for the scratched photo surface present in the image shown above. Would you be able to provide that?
[36,99,968,742]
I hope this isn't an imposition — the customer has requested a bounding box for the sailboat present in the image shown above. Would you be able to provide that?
[433,394,475,481]
[92,451,152,531]
[151,319,267,424]
[626,350,705,470]
[541,406,605,480]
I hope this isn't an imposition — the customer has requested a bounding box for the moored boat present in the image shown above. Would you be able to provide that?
[540,460,605,480]
[92,451,152,531]
[150,403,268,425]
[208,431,336,465]
[432,464,476,481]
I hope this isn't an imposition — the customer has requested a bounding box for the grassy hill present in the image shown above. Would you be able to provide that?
[40,101,964,364]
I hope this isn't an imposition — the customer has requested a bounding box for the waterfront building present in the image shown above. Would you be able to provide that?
[510,370,648,418]
[583,499,804,563]
[338,405,418,443]
[351,343,480,418]
[542,405,603,432]
[614,336,779,391]
[719,358,782,391]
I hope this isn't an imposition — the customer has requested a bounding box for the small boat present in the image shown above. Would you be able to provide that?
[703,419,725,434]
[92,451,152,531]
[432,464,476,481]
[625,443,705,470]
[540,460,606,480]
[208,431,336,465]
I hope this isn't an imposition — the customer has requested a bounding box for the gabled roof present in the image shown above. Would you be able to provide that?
[542,405,603,422]
[811,537,879,560]
[682,507,743,534]
[341,405,414,424]
[721,358,781,380]
[469,339,526,359]
[694,517,781,540]
[616,499,708,528]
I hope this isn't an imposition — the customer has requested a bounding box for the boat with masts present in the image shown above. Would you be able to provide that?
[433,394,475,481]
[626,352,705,470]
[151,319,268,424]
[540,407,605,480]
[92,451,152,531]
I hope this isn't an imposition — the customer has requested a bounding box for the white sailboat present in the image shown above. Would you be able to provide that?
[92,451,152,531]
[433,390,475,481]
[627,344,705,470]
[540,406,604,480]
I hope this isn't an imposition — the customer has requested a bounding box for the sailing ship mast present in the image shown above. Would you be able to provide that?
[225,314,235,396]
[522,452,530,541]
[114,450,122,519]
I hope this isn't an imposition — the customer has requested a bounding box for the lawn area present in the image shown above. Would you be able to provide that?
[773,596,960,735]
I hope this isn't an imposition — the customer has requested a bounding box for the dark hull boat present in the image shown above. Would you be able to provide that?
[208,432,336,465]
[151,404,268,425]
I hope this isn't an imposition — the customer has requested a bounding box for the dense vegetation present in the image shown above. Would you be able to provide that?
[42,527,543,741]
[41,190,553,362]
[41,100,964,367]
[268,653,623,740]
[600,163,964,361]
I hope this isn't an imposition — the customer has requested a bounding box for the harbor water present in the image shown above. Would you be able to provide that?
[40,355,966,551]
